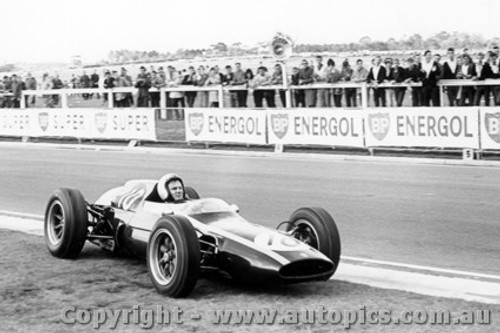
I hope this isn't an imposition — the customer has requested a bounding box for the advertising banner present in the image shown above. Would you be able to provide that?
[364,107,479,148]
[185,108,267,144]
[0,108,157,140]
[479,108,500,150]
[267,109,364,147]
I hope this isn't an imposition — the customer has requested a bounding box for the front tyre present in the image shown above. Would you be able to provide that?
[288,207,341,275]
[147,216,200,298]
[44,188,88,259]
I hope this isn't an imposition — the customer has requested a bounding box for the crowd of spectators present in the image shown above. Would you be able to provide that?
[3,46,500,110]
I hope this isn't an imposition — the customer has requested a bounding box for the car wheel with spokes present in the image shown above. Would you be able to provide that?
[44,188,88,259]
[147,216,200,298]
[287,207,341,275]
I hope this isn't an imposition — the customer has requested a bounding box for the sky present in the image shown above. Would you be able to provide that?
[1,0,500,63]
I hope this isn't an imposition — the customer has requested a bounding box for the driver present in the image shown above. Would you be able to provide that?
[157,173,187,203]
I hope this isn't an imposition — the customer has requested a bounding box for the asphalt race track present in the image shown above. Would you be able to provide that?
[1,145,499,276]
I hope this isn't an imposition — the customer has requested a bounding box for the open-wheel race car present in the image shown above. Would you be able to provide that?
[44,175,341,298]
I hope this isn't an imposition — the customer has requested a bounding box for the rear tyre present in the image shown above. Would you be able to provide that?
[287,207,341,275]
[44,188,88,259]
[147,216,200,298]
[184,186,200,199]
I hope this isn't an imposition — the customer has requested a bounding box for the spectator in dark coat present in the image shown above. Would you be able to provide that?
[291,67,304,107]
[420,50,441,106]
[182,66,197,107]
[90,70,100,99]
[404,57,424,107]
[366,56,387,107]
[52,74,64,106]
[474,52,493,106]
[391,58,408,107]
[11,75,25,108]
[135,66,151,107]
[103,71,114,104]
[80,71,90,99]
[442,48,460,106]
[2,76,12,108]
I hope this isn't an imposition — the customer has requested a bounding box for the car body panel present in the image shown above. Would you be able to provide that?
[97,179,336,282]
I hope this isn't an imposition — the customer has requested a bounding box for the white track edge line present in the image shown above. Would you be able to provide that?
[342,256,500,281]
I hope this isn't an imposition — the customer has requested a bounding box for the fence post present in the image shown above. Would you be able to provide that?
[20,92,26,109]
[108,89,114,108]
[218,86,224,108]
[439,85,445,106]
[159,88,167,119]
[61,90,69,108]
[361,83,368,109]
[281,63,292,108]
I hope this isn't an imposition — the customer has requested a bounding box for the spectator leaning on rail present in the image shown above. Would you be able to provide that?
[205,67,221,108]
[367,56,387,107]
[51,74,64,106]
[80,71,90,100]
[222,65,237,107]
[383,58,395,107]
[150,70,165,108]
[420,50,441,107]
[135,66,151,107]
[195,66,209,107]
[457,54,477,106]
[314,56,328,107]
[488,49,500,105]
[0,78,5,107]
[120,67,134,106]
[233,63,248,107]
[251,66,274,107]
[326,59,342,107]
[290,66,304,107]
[243,69,254,107]
[404,57,424,107]
[181,66,196,107]
[10,75,25,108]
[390,58,408,107]
[270,63,286,107]
[41,73,54,108]
[113,70,127,107]
[442,48,460,106]
[167,67,185,120]
[351,59,368,107]
[103,71,114,105]
[25,73,37,107]
[2,76,12,108]
[90,70,100,99]
[474,52,493,106]
[298,59,315,107]
[341,59,355,107]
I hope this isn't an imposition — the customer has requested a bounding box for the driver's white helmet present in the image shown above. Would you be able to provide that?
[157,173,185,202]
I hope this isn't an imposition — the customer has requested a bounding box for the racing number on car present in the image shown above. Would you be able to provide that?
[117,187,146,211]
[254,233,309,251]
